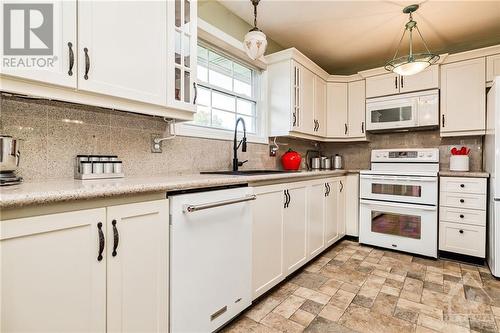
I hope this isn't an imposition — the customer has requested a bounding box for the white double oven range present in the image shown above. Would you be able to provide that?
[360,148,439,258]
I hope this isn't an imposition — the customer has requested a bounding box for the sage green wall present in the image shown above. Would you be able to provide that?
[198,0,284,54]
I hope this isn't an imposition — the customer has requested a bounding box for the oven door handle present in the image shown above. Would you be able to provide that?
[360,199,437,211]
[360,175,437,182]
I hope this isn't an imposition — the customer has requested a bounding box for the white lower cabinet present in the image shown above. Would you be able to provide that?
[252,184,286,299]
[283,185,308,275]
[307,181,326,258]
[1,208,107,333]
[0,199,169,333]
[345,174,359,237]
[252,177,346,299]
[106,200,169,333]
[325,177,347,247]
[439,176,486,258]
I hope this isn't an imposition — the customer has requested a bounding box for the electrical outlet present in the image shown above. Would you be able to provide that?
[269,145,278,157]
[151,134,162,153]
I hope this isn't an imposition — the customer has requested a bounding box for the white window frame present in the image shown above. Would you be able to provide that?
[176,19,268,144]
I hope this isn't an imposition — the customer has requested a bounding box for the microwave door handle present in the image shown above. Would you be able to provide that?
[360,199,437,211]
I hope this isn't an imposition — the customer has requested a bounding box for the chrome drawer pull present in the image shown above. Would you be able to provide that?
[183,195,256,213]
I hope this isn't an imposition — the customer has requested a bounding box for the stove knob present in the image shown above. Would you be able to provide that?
[375,154,381,158]
[426,153,433,158]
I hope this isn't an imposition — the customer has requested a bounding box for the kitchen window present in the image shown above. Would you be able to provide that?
[178,42,265,142]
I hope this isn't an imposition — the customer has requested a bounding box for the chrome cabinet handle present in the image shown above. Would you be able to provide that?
[292,112,297,127]
[460,214,464,219]
[97,222,104,261]
[317,120,320,131]
[183,195,257,213]
[459,229,464,234]
[340,180,344,192]
[324,183,328,197]
[84,47,90,80]
[193,82,198,104]
[460,199,465,203]
[361,122,365,134]
[400,76,404,88]
[395,76,398,89]
[111,219,119,257]
[442,114,445,127]
[344,123,348,135]
[68,42,74,76]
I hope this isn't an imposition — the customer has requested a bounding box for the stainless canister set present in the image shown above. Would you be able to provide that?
[75,155,124,179]
[310,154,343,170]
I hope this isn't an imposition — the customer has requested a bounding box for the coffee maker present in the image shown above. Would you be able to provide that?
[0,135,22,186]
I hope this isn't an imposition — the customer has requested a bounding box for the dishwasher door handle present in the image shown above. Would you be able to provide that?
[183,194,257,213]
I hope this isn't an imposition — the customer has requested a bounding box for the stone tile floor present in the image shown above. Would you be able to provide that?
[222,240,500,333]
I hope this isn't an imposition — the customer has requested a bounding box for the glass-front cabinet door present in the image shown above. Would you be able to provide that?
[167,0,197,112]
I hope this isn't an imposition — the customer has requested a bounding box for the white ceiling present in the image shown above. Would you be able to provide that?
[219,0,500,74]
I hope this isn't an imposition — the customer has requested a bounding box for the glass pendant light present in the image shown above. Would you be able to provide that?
[385,4,439,76]
[243,0,268,61]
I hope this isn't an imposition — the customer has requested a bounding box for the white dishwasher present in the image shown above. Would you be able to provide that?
[169,186,254,333]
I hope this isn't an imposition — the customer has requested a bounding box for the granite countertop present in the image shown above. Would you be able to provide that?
[439,170,490,178]
[0,169,354,209]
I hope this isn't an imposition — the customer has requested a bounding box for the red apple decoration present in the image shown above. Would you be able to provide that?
[281,149,302,171]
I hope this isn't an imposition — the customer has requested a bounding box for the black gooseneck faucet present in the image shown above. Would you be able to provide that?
[233,117,248,172]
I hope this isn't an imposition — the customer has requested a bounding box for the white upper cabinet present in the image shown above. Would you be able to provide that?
[399,65,439,93]
[314,76,327,136]
[167,0,197,112]
[266,49,328,139]
[300,66,316,135]
[366,66,439,98]
[326,82,348,138]
[347,80,366,138]
[487,54,500,83]
[326,80,366,140]
[1,208,107,333]
[0,0,77,88]
[366,73,400,98]
[440,58,486,136]
[78,1,167,106]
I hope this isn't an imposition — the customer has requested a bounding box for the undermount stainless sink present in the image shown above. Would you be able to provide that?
[201,170,298,176]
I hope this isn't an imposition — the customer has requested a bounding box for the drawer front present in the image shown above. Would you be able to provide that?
[439,206,486,226]
[439,192,486,210]
[440,177,486,195]
[439,221,485,257]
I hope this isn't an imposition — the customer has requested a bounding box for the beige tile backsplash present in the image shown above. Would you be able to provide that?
[0,94,483,181]
[0,95,316,181]
[320,131,483,171]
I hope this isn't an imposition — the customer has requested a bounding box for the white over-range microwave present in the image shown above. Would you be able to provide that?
[366,89,439,132]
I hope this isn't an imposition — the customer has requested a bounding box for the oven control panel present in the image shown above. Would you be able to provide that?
[371,148,439,163]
